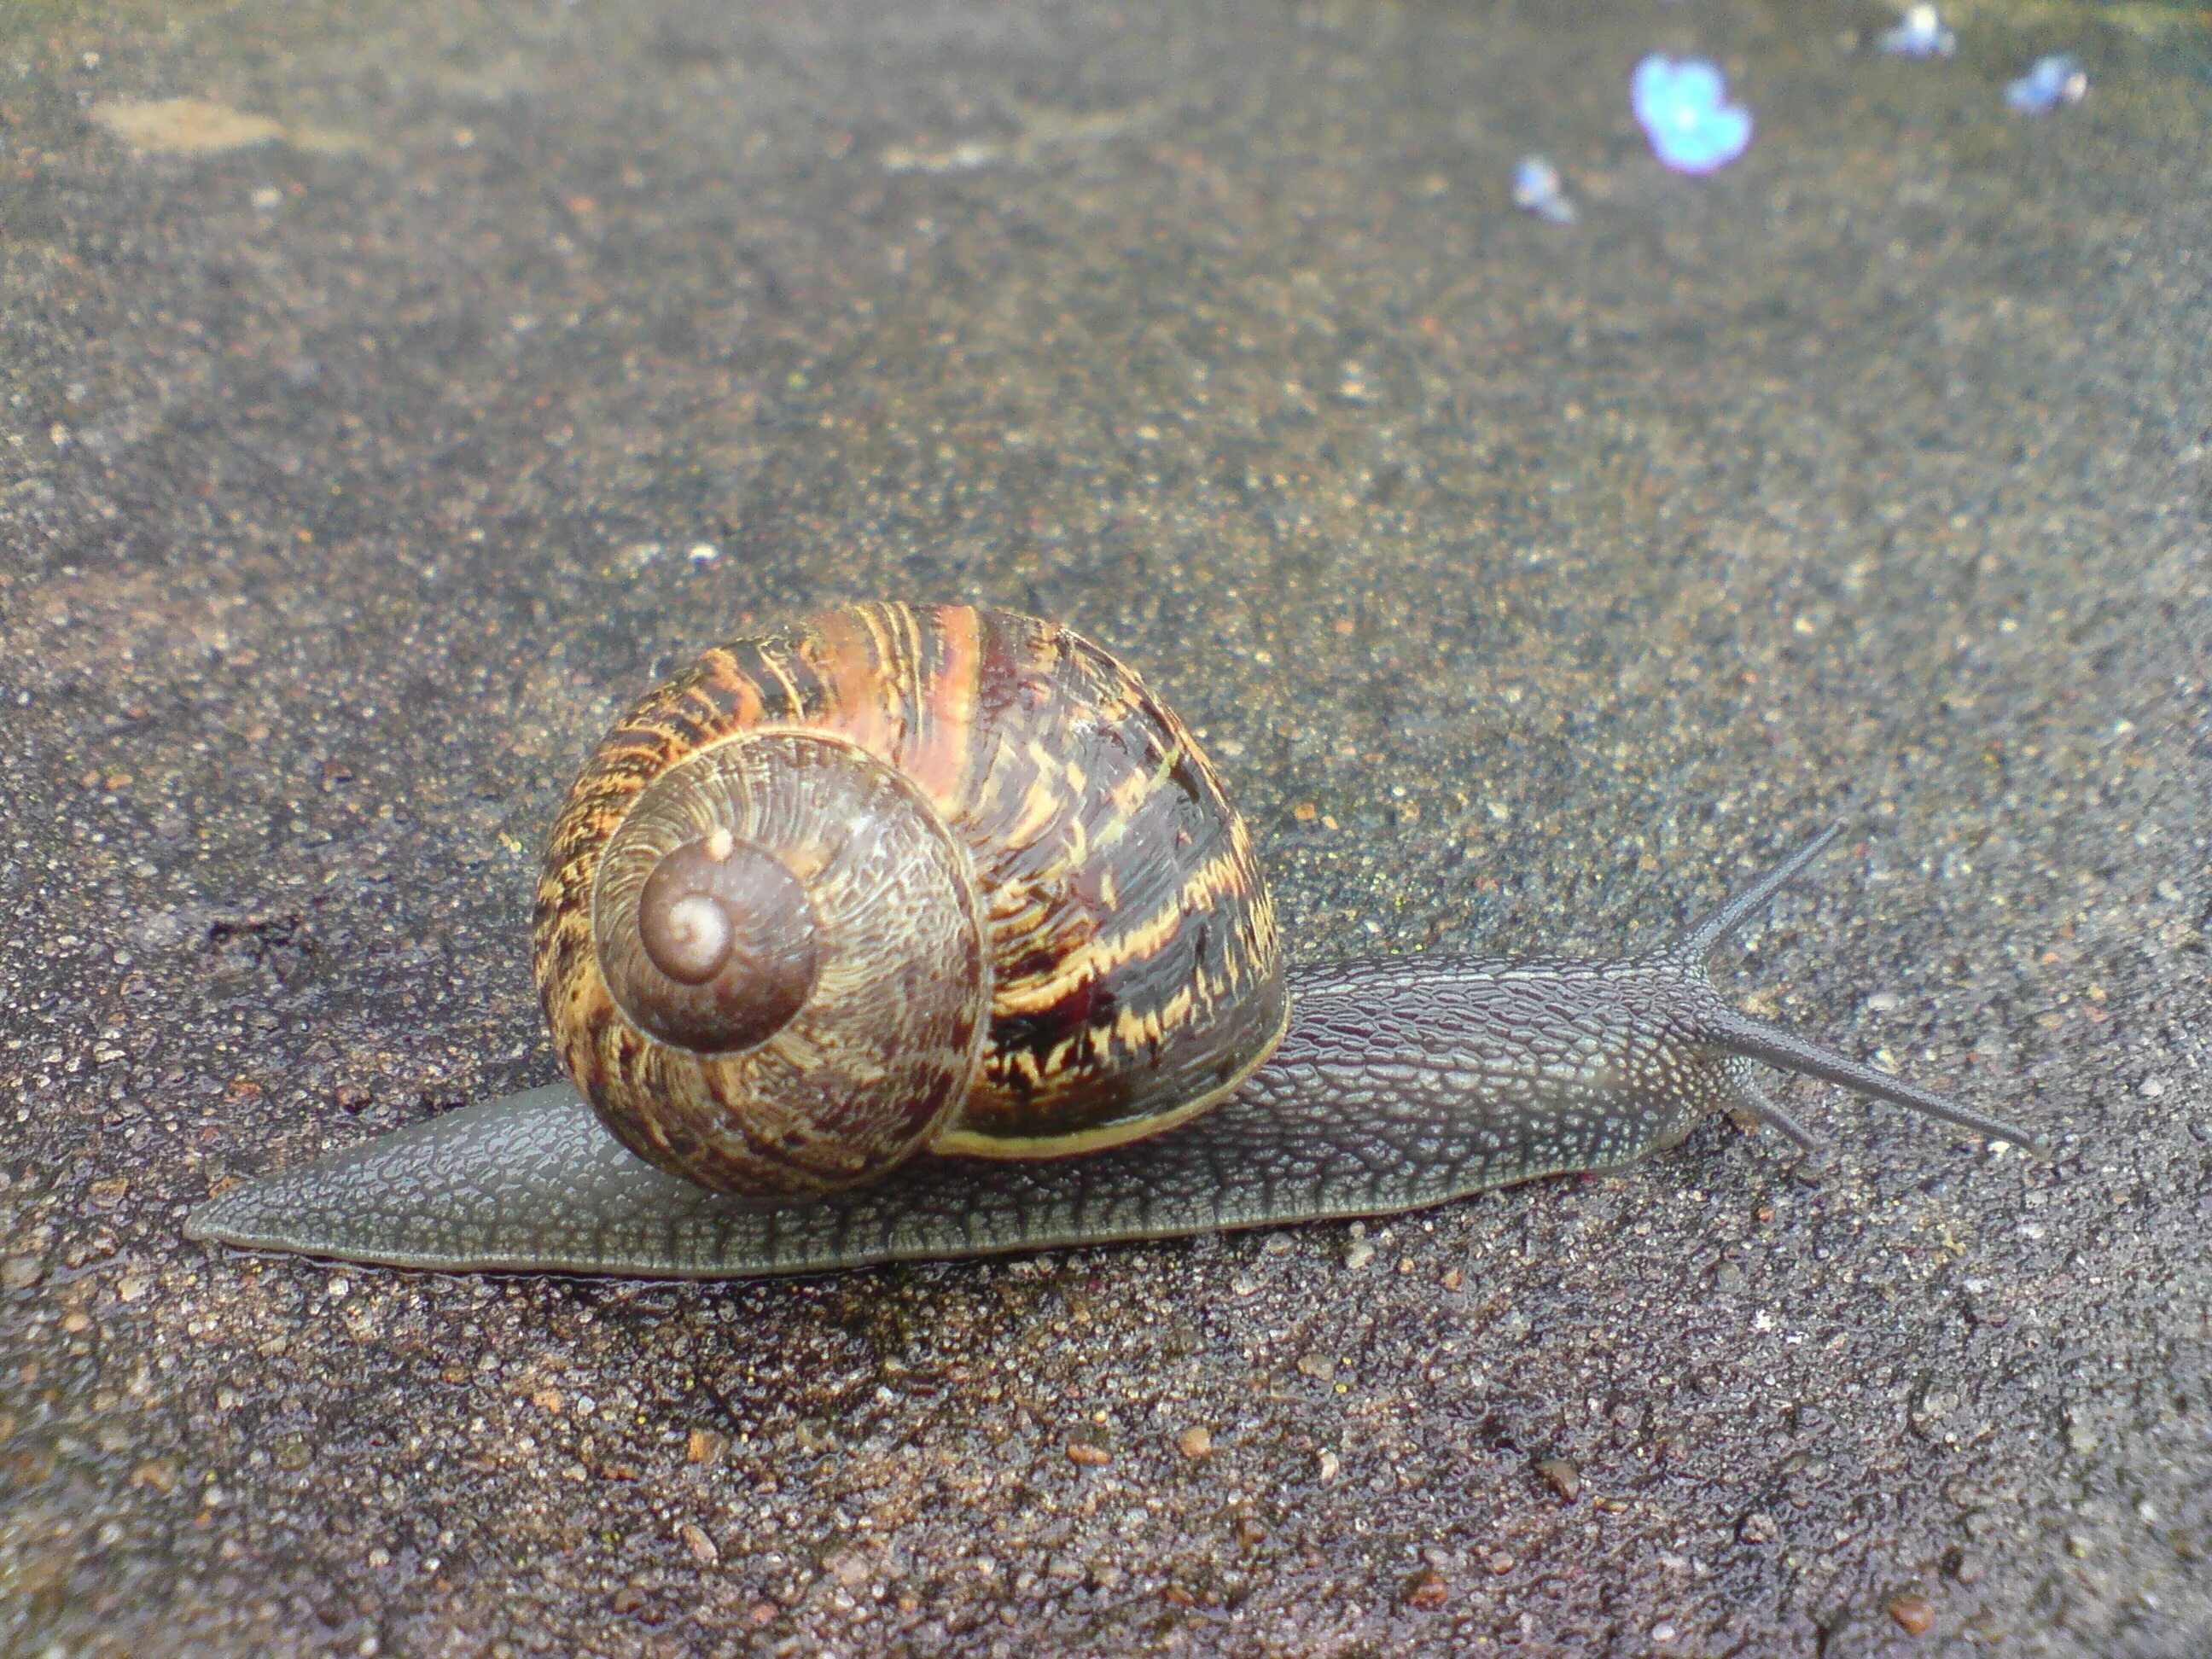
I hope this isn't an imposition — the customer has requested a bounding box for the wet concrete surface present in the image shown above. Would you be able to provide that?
[3,0,2209,1652]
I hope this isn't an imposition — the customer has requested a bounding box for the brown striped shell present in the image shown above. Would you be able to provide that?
[533,602,1287,1196]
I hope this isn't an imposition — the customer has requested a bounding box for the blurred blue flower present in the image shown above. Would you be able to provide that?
[1511,155,1577,224]
[2005,55,2087,115]
[1631,55,1753,175]
[1877,5,1956,60]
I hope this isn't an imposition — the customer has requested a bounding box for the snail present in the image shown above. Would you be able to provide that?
[186,602,2035,1278]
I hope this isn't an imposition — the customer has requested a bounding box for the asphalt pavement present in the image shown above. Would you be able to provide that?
[3,0,2209,1653]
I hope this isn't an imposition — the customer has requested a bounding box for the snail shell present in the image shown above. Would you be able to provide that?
[533,602,1288,1195]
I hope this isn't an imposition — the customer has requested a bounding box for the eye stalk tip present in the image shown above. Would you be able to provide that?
[1669,820,1848,963]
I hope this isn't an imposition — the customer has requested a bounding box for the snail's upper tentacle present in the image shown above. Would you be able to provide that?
[1696,1005,2041,1150]
[1659,823,2043,1153]
[1664,818,1845,962]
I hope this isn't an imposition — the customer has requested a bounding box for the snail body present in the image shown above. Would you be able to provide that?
[187,602,2034,1278]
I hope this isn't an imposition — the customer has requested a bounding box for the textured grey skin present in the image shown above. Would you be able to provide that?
[186,832,2034,1278]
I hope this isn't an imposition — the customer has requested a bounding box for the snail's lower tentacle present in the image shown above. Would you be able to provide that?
[1725,1065,1825,1155]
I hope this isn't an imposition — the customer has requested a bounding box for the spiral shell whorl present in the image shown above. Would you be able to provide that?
[619,827,821,1048]
[541,732,989,1194]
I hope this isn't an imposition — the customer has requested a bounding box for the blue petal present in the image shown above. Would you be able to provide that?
[1631,55,1677,125]
[1665,104,1753,174]
[1673,61,1725,111]
[1633,54,1753,174]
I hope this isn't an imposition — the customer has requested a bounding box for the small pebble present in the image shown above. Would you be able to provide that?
[678,1522,719,1564]
[1318,1450,1341,1482]
[685,1428,727,1464]
[131,1458,179,1493]
[1887,1593,1936,1636]
[1404,1569,1450,1609]
[1067,1440,1111,1467]
[1534,1457,1580,1502]
[1178,1426,1214,1460]
[1297,1353,1337,1382]
[2,1257,43,1290]
[1485,1551,1515,1575]
[1343,1241,1375,1271]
